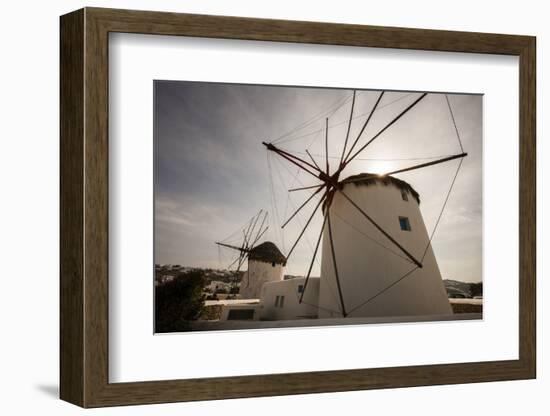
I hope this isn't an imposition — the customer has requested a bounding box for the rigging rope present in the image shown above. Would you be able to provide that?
[278,151,457,163]
[274,92,414,145]
[421,158,464,262]
[445,94,465,153]
[265,90,468,318]
[272,92,355,144]
[271,155,322,266]
[266,152,285,253]
[347,266,420,315]
[346,156,464,314]
[331,210,415,264]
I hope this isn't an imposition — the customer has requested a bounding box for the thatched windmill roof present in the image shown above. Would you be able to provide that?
[341,173,421,204]
[249,242,287,265]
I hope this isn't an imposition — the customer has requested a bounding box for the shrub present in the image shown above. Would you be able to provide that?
[155,270,205,332]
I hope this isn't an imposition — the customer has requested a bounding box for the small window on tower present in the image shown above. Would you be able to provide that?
[274,296,280,307]
[279,296,285,308]
[401,189,409,201]
[297,284,304,293]
[399,216,411,231]
[272,261,276,267]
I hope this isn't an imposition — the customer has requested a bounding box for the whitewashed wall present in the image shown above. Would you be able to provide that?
[259,277,320,320]
[319,181,452,318]
[239,259,284,299]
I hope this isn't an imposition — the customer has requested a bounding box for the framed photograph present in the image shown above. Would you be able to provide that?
[60,7,536,407]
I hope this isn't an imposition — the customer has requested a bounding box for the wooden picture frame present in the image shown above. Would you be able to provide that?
[60,7,536,408]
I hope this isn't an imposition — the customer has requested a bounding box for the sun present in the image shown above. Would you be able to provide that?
[367,161,395,176]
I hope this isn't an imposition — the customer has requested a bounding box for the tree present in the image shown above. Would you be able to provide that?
[155,270,205,332]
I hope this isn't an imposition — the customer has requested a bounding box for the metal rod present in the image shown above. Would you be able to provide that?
[335,187,423,268]
[342,91,384,166]
[339,90,356,167]
[326,197,347,317]
[344,92,428,167]
[282,185,324,229]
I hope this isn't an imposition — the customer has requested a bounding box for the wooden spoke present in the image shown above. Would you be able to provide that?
[285,190,328,261]
[326,199,347,317]
[282,185,324,229]
[227,254,242,270]
[342,91,384,167]
[263,142,322,178]
[306,149,321,171]
[288,183,324,193]
[343,152,468,185]
[215,241,247,252]
[250,211,269,246]
[339,90,356,166]
[244,210,263,249]
[250,226,269,248]
[299,212,328,304]
[343,92,428,167]
[325,118,329,174]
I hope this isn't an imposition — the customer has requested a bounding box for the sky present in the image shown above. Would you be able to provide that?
[154,81,482,283]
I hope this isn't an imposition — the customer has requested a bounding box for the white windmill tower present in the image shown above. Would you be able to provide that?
[263,91,466,319]
[318,174,451,318]
[216,210,287,299]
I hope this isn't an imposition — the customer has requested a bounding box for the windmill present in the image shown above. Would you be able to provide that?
[216,210,286,298]
[263,90,467,318]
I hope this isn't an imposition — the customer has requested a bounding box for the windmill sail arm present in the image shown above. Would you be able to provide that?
[383,152,467,177]
[299,212,328,304]
[342,90,384,166]
[327,203,347,317]
[227,254,242,270]
[250,225,269,248]
[343,92,428,167]
[249,211,269,247]
[285,189,328,261]
[343,152,468,185]
[288,183,324,192]
[243,210,263,250]
[282,185,324,229]
[306,149,321,170]
[339,90,357,166]
[263,142,322,179]
[215,241,249,252]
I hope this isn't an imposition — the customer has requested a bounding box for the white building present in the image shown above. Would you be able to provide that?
[207,280,231,293]
[259,277,319,320]
[239,242,286,299]
[318,173,452,318]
